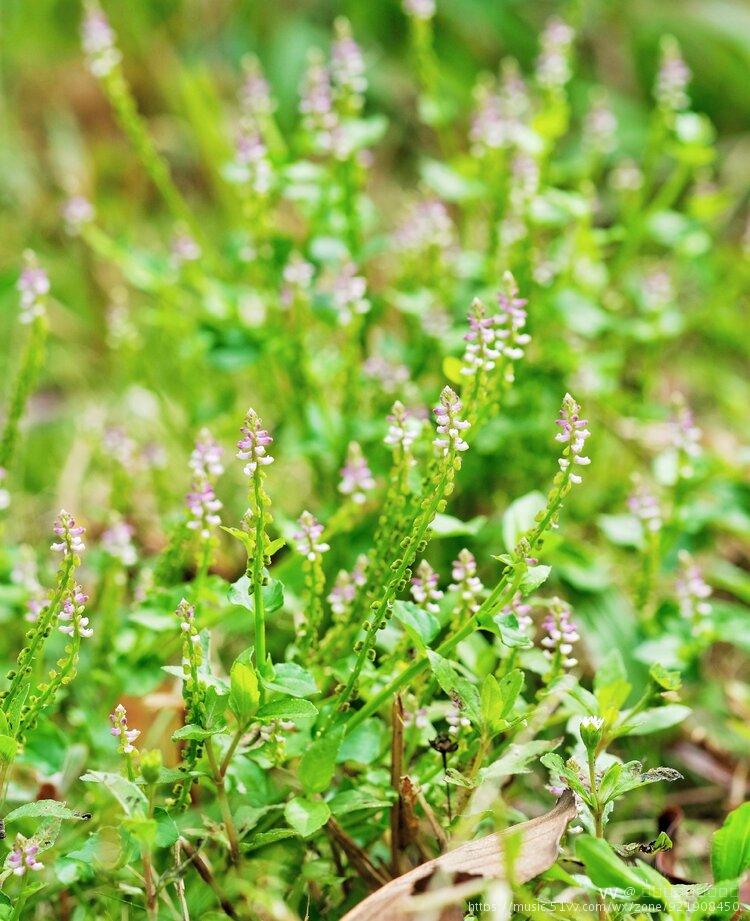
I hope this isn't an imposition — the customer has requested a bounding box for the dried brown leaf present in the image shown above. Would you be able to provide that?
[341,791,576,921]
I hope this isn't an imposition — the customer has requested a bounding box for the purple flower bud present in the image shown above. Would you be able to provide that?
[81,1,121,78]
[51,510,85,557]
[17,251,49,325]
[655,36,691,112]
[448,549,484,614]
[109,703,140,755]
[294,511,330,561]
[237,409,274,477]
[411,559,443,613]
[338,442,375,504]
[433,386,470,455]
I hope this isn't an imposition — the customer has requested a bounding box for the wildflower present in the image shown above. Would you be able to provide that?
[610,158,644,192]
[555,394,591,485]
[239,55,274,121]
[99,519,135,566]
[461,299,501,376]
[668,397,701,476]
[51,510,85,557]
[536,18,575,91]
[0,467,9,510]
[655,36,691,113]
[300,49,341,155]
[237,409,274,476]
[411,560,443,613]
[470,59,528,155]
[384,401,423,453]
[338,442,375,504]
[81,1,121,78]
[495,271,531,368]
[584,92,617,154]
[186,479,223,539]
[6,836,44,876]
[294,511,330,561]
[177,598,200,643]
[448,549,483,614]
[171,232,201,266]
[103,426,137,469]
[331,18,367,112]
[17,252,49,325]
[403,0,435,19]
[446,700,471,736]
[628,481,662,532]
[190,429,224,480]
[541,600,579,669]
[508,151,540,210]
[500,592,533,632]
[228,115,273,194]
[58,585,93,638]
[394,200,454,257]
[580,715,605,750]
[62,195,95,235]
[405,707,429,730]
[327,554,368,617]
[109,703,140,755]
[641,268,674,312]
[331,263,370,324]
[433,386,470,455]
[363,355,410,393]
[282,254,315,307]
[676,551,712,624]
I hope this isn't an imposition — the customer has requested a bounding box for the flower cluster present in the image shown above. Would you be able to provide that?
[62,195,95,235]
[676,551,712,628]
[186,430,224,541]
[338,442,375,504]
[384,401,422,454]
[328,554,368,618]
[446,700,471,736]
[535,18,575,91]
[6,836,44,877]
[81,1,121,78]
[555,394,591,485]
[433,386,470,455]
[177,598,200,645]
[101,519,138,566]
[584,91,617,155]
[299,50,340,155]
[237,409,274,477]
[495,272,531,373]
[470,60,528,154]
[655,36,691,113]
[461,299,501,376]
[294,512,330,561]
[110,703,140,755]
[331,263,370,325]
[448,549,483,614]
[393,200,455,260]
[58,585,93,638]
[541,600,579,670]
[669,397,702,476]
[331,18,367,113]
[17,252,49,325]
[231,127,272,195]
[281,254,315,307]
[363,355,410,394]
[628,480,662,533]
[411,560,443,614]
[51,510,86,557]
[190,428,224,480]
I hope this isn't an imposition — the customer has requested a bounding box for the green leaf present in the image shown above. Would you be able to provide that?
[171,724,221,741]
[299,727,344,794]
[263,663,318,699]
[520,565,551,595]
[420,159,483,202]
[649,663,682,692]
[426,650,481,724]
[392,600,440,649]
[481,739,561,782]
[80,772,147,816]
[328,790,391,817]
[337,720,386,765]
[594,650,631,713]
[431,514,486,537]
[227,574,284,615]
[502,491,546,551]
[619,705,690,736]
[284,797,331,838]
[256,698,318,722]
[154,808,180,848]
[576,835,665,900]
[0,734,17,765]
[711,802,750,884]
[3,800,82,822]
[229,661,260,725]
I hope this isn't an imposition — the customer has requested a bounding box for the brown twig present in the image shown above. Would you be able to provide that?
[179,838,239,919]
[390,694,405,875]
[415,784,448,851]
[326,818,391,890]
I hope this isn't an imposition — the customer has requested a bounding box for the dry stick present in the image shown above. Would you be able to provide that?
[179,838,239,920]
[326,818,391,890]
[415,784,448,851]
[389,695,405,876]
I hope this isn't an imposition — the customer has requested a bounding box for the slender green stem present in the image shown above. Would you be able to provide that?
[206,742,240,866]
[252,475,267,681]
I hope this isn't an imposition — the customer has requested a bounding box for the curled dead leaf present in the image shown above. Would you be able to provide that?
[341,790,576,921]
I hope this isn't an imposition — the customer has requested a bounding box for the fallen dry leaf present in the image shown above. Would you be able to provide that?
[340,790,576,921]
